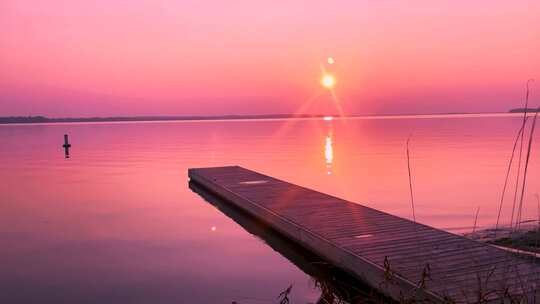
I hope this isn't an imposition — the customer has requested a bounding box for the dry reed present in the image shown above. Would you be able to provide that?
[406,135,416,223]
[515,109,538,231]
[510,79,534,229]
[494,118,528,237]
[473,206,480,234]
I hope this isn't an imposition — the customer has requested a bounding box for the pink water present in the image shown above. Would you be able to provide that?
[0,114,538,303]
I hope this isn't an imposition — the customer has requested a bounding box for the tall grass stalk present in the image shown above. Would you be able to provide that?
[534,193,540,231]
[534,193,540,258]
[406,135,427,272]
[406,135,416,223]
[473,206,480,234]
[515,109,538,231]
[510,79,534,230]
[494,119,528,237]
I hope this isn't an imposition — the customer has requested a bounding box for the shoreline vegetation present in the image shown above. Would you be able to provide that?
[466,81,540,260]
[509,107,540,113]
[0,109,537,124]
[465,224,540,256]
[0,114,328,124]
[489,229,540,254]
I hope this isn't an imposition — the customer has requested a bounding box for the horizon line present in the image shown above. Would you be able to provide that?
[2,109,540,125]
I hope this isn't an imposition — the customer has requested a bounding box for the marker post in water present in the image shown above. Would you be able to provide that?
[63,134,71,158]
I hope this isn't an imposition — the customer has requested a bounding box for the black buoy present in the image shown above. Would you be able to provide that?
[63,134,71,158]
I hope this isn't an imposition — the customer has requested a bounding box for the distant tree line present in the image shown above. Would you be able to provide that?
[0,114,327,124]
[0,116,50,124]
[509,107,540,113]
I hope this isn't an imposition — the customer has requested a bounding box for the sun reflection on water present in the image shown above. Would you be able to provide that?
[324,133,333,175]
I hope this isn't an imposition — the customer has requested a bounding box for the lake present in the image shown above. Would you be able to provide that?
[1,114,538,303]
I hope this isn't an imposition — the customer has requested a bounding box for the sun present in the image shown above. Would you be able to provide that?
[321,74,336,89]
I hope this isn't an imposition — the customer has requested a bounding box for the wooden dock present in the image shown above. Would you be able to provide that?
[188,166,540,303]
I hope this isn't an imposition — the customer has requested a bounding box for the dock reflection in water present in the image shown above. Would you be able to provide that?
[189,181,393,304]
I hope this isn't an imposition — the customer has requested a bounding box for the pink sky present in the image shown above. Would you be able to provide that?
[1,0,539,117]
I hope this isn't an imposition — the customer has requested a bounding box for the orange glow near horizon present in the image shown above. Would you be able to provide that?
[0,1,539,116]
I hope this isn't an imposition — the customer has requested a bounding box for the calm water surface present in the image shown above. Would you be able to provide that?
[1,115,539,303]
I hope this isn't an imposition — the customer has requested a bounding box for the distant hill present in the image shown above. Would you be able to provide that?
[0,114,327,124]
[509,108,540,113]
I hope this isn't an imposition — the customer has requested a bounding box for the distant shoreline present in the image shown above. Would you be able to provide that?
[0,114,327,124]
[508,107,540,113]
[0,111,533,125]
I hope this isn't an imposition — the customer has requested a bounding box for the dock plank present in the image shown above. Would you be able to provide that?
[188,166,540,303]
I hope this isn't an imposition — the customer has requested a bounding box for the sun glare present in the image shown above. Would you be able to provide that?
[321,74,336,89]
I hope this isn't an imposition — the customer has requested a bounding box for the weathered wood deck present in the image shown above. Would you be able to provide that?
[188,166,540,303]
